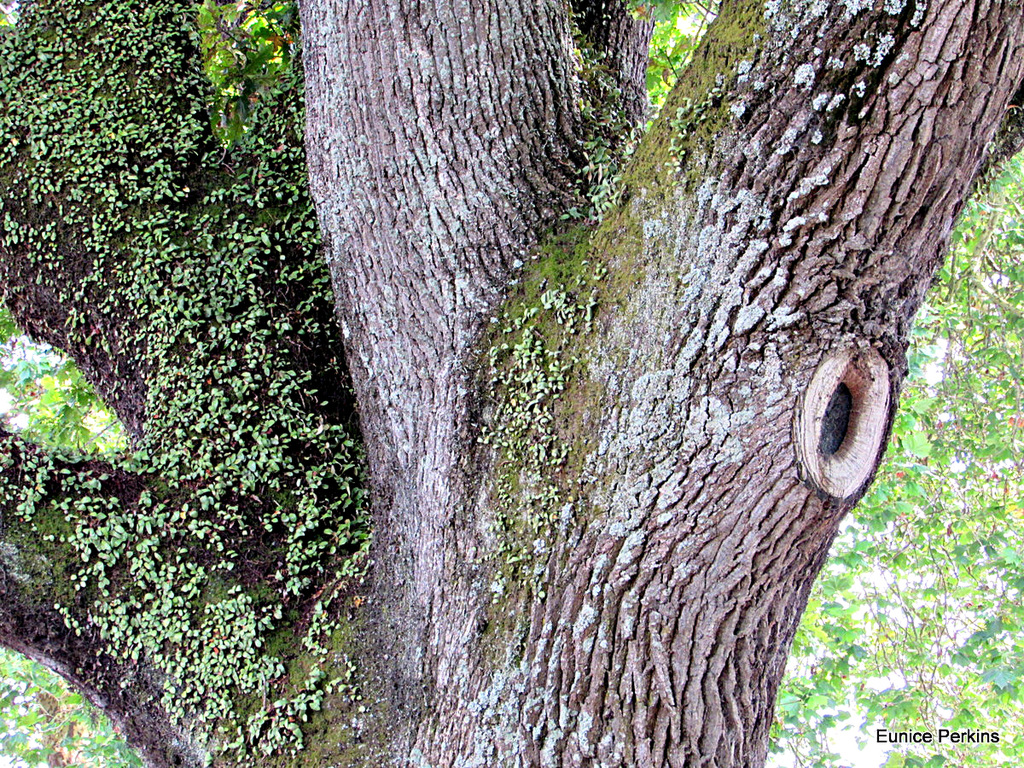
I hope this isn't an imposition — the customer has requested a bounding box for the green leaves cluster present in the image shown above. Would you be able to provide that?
[0,0,366,760]
[667,83,726,173]
[771,154,1024,767]
[197,0,297,145]
[0,647,141,768]
[567,23,637,222]
[633,1,720,109]
[0,308,125,455]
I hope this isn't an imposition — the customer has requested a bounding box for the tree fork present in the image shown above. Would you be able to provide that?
[571,0,656,126]
[0,0,1022,766]
[302,0,1024,764]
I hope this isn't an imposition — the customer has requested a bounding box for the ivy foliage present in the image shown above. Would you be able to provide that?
[567,1,719,223]
[0,0,366,761]
[480,228,607,603]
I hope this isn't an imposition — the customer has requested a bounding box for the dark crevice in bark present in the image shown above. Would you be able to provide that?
[819,382,853,456]
[571,0,655,127]
[977,76,1024,185]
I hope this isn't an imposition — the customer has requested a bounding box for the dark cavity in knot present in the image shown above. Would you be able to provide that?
[818,382,852,457]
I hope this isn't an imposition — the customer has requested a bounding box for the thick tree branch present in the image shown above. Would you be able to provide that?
[0,0,210,439]
[0,0,352,443]
[0,3,367,762]
[0,427,201,768]
[300,0,589,727]
[507,2,1024,762]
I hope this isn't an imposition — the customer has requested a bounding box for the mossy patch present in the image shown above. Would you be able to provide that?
[478,223,610,606]
[623,0,765,196]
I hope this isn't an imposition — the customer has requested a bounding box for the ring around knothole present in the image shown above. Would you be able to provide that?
[794,346,890,499]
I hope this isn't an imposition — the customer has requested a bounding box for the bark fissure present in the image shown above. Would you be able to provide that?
[571,0,656,126]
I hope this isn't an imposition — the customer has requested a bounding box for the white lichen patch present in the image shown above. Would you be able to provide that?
[794,63,816,88]
[767,305,804,329]
[733,303,766,335]
[842,0,872,16]
[748,239,771,257]
[573,606,598,643]
[653,472,687,514]
[786,169,827,204]
[775,127,799,156]
[873,33,896,65]
[827,93,846,111]
[0,542,29,583]
[765,0,829,34]
[910,0,926,26]
[783,215,808,232]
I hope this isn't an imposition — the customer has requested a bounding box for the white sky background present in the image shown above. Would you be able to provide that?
[766,717,891,768]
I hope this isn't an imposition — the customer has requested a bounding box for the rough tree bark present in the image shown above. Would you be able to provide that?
[301,0,1024,765]
[1,0,1023,767]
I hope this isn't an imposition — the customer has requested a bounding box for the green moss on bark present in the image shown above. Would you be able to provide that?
[477,223,610,607]
[623,0,765,196]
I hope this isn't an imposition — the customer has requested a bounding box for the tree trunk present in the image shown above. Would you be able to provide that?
[1,0,1023,766]
[301,0,1024,765]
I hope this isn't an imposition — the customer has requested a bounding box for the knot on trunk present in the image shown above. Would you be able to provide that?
[795,346,890,499]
